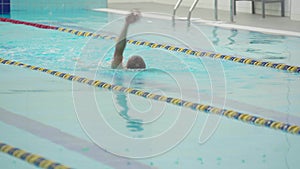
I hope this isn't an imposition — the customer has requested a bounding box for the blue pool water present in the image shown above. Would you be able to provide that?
[0,10,300,169]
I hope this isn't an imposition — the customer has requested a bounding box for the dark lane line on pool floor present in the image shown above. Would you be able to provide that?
[0,107,156,169]
[197,92,300,126]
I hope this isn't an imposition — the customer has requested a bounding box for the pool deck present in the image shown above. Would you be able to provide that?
[108,2,300,34]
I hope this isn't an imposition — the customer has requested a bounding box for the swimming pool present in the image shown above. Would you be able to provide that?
[0,9,300,169]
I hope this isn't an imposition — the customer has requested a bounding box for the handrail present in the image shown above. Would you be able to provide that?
[230,0,234,22]
[172,0,183,23]
[214,0,218,20]
[187,0,200,26]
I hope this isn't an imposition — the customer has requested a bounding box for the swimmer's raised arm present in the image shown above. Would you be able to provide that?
[112,11,141,69]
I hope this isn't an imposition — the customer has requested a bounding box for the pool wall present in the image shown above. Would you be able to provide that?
[10,0,107,11]
[109,0,300,20]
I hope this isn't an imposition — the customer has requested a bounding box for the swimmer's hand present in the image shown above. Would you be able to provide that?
[126,10,141,24]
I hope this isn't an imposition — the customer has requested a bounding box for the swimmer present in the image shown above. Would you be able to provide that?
[111,10,146,69]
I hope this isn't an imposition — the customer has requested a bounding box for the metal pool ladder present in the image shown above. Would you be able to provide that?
[187,0,200,26]
[172,0,200,26]
[172,0,235,26]
[172,0,183,23]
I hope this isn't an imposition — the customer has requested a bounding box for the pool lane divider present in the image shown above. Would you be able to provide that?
[0,142,72,169]
[1,58,299,135]
[0,18,57,30]
[0,17,299,74]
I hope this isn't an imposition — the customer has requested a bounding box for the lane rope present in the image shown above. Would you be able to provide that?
[0,141,72,169]
[1,57,299,135]
[1,17,299,74]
